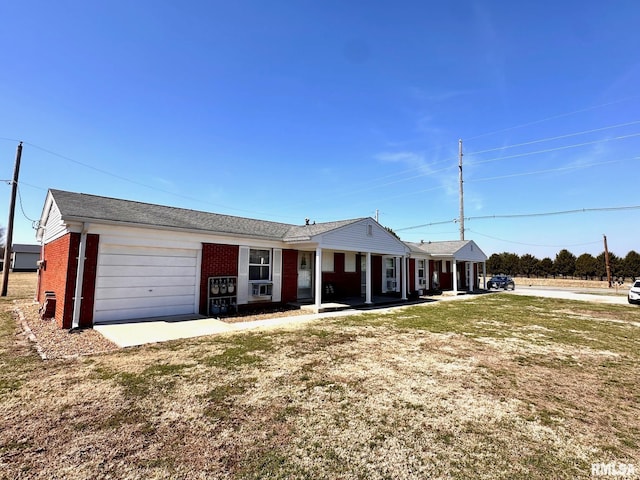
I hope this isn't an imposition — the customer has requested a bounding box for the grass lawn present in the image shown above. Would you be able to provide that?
[1,273,639,479]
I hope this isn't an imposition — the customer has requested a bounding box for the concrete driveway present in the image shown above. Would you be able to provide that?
[94,288,635,348]
[507,285,631,305]
[93,306,411,348]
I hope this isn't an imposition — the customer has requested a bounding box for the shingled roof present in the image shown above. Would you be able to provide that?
[407,240,470,255]
[48,189,365,241]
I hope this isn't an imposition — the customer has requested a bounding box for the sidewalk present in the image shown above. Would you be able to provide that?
[94,294,471,348]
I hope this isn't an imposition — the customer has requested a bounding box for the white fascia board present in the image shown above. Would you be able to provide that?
[62,220,288,250]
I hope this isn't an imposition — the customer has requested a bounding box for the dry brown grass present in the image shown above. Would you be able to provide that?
[1,273,639,479]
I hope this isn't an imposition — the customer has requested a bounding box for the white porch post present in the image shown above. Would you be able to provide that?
[467,262,473,292]
[482,262,487,289]
[401,256,408,300]
[426,258,430,294]
[452,261,459,294]
[365,252,372,304]
[315,247,322,312]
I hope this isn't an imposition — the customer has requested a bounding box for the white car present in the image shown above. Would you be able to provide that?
[629,280,640,305]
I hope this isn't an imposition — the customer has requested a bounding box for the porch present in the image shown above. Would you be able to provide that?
[292,293,436,313]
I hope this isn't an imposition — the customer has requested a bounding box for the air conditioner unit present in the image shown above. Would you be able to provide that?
[250,282,273,298]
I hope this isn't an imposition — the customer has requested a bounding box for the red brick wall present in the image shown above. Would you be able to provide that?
[372,255,382,295]
[200,244,239,314]
[322,252,360,298]
[38,233,100,329]
[38,234,73,328]
[281,249,298,304]
[409,259,416,293]
[79,234,99,327]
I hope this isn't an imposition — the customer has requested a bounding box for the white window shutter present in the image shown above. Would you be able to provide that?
[237,246,249,305]
[272,248,282,303]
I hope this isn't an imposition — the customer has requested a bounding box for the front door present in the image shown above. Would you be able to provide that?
[297,251,313,300]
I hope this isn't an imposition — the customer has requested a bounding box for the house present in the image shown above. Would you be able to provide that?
[35,189,488,329]
[406,240,487,294]
[11,244,41,272]
[35,189,419,329]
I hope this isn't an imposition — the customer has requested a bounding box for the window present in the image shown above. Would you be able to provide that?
[322,251,335,272]
[417,259,426,286]
[385,257,397,291]
[367,224,373,236]
[344,252,356,272]
[249,249,271,281]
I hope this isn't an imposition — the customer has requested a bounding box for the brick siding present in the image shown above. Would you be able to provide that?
[38,233,99,329]
[281,249,298,304]
[199,243,239,315]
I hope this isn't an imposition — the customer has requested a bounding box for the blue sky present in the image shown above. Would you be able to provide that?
[1,0,639,260]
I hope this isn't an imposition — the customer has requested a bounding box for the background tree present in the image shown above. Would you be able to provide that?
[502,253,520,276]
[487,253,504,275]
[623,250,640,279]
[596,252,608,280]
[574,253,597,279]
[487,253,520,275]
[539,257,554,277]
[518,254,539,277]
[554,249,576,277]
[609,252,623,280]
[383,226,400,239]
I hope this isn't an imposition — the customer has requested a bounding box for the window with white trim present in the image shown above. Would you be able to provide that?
[249,249,271,281]
[344,252,356,272]
[417,259,426,287]
[385,257,397,291]
[322,252,335,272]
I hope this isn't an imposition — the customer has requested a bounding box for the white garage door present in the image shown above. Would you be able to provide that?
[93,244,198,323]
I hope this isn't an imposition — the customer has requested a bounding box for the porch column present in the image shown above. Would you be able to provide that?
[401,256,408,300]
[452,261,459,294]
[467,262,473,292]
[315,247,322,312]
[365,252,372,304]
[426,258,430,294]
[482,262,487,289]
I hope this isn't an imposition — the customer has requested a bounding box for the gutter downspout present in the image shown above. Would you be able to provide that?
[71,223,90,330]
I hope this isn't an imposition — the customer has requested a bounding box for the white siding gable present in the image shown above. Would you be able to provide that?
[41,199,68,243]
[454,241,487,262]
[315,219,407,255]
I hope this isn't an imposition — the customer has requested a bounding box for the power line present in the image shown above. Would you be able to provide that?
[466,228,602,249]
[464,96,640,141]
[16,185,38,224]
[466,120,640,155]
[467,158,630,184]
[8,140,305,221]
[469,132,640,167]
[332,126,639,202]
[466,205,640,221]
[395,204,640,232]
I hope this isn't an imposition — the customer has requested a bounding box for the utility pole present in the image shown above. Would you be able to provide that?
[375,209,379,223]
[1,142,23,297]
[603,234,612,288]
[458,138,464,240]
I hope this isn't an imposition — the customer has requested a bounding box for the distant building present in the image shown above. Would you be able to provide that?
[11,244,41,272]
